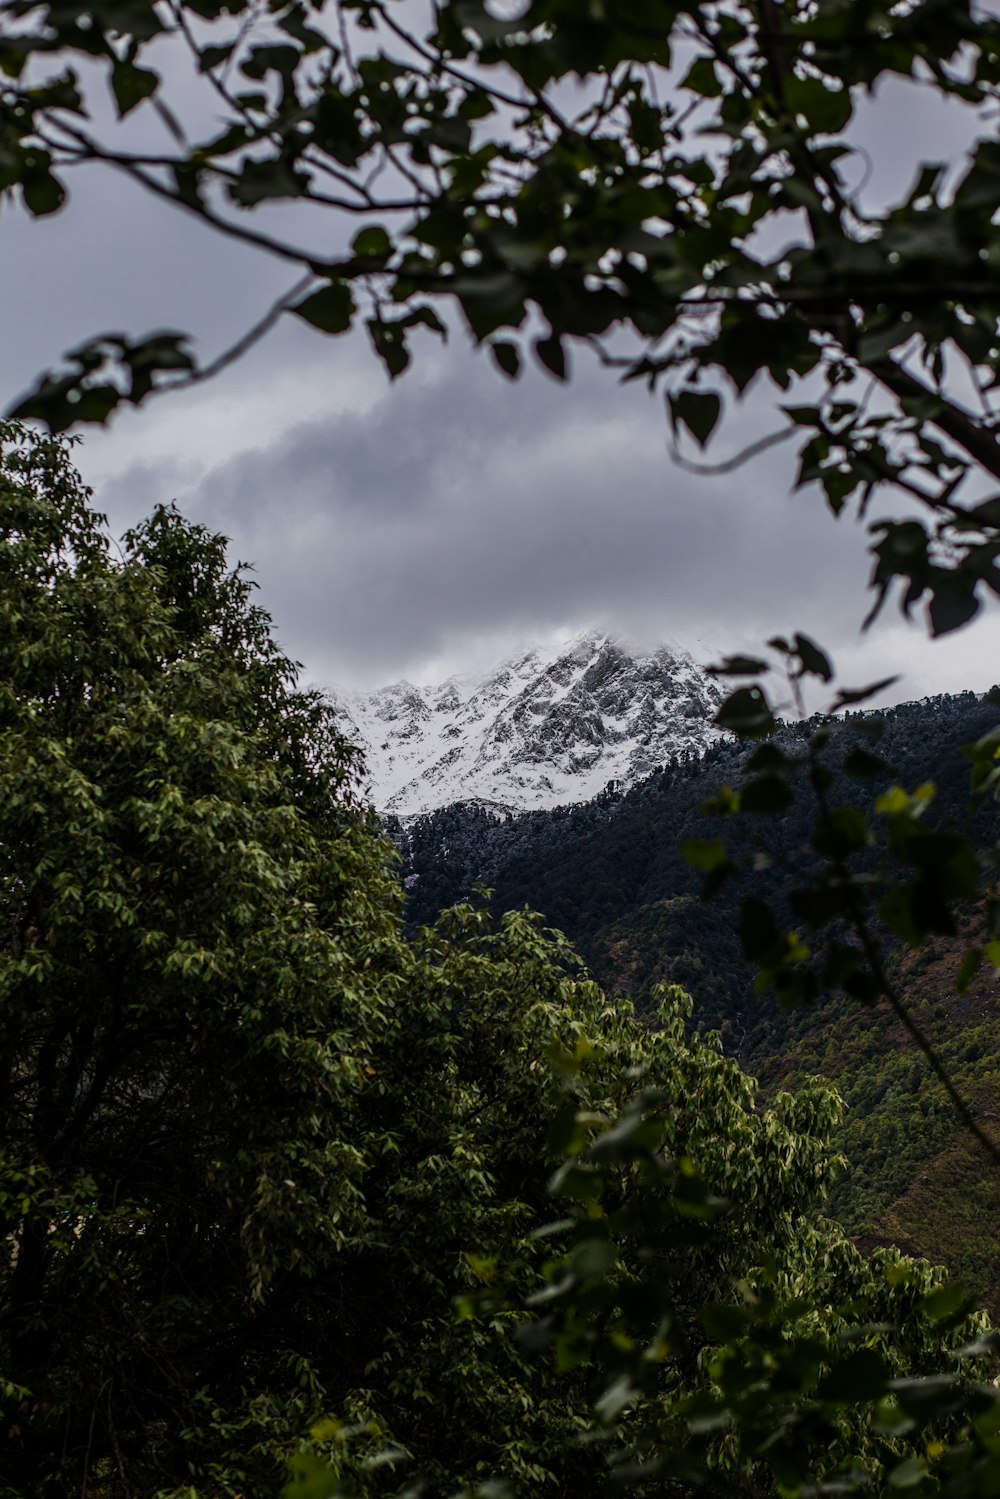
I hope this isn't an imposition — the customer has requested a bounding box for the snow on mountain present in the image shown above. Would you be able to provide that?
[331,630,727,816]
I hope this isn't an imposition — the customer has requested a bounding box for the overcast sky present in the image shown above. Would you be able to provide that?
[4,53,1000,704]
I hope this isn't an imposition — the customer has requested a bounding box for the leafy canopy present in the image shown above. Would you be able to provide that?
[5,0,1000,634]
[0,418,398,1491]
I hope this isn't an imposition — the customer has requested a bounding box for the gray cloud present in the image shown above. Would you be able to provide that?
[5,63,1000,705]
[88,338,999,706]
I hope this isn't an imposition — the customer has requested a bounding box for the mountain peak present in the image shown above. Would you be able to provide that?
[332,633,726,815]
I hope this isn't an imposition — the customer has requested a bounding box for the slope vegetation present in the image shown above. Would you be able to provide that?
[394,691,1000,1303]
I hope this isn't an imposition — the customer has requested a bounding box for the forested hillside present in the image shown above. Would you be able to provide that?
[393,691,1000,1307]
[396,691,999,1029]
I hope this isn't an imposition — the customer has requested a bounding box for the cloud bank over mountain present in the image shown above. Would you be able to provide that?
[4,67,1000,702]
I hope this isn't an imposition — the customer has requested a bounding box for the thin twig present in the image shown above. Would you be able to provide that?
[666,424,797,475]
[871,355,1000,485]
[806,737,1000,1169]
[164,271,318,393]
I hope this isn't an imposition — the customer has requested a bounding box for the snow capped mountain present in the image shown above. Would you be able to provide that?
[331,630,727,816]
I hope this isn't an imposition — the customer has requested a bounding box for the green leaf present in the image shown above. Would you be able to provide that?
[714,686,776,739]
[366,319,409,379]
[792,633,832,682]
[700,784,741,815]
[682,838,728,871]
[698,1305,750,1341]
[570,1237,616,1282]
[670,390,722,448]
[887,1455,929,1489]
[21,169,65,217]
[490,341,521,379]
[548,1163,604,1202]
[818,1348,890,1403]
[401,305,448,340]
[843,747,889,778]
[783,76,853,135]
[746,743,794,775]
[455,273,527,340]
[740,774,794,814]
[242,43,301,80]
[922,1283,969,1322]
[283,1449,339,1499]
[198,42,236,72]
[811,806,870,858]
[876,786,913,815]
[781,404,822,427]
[830,677,899,709]
[929,580,979,636]
[878,888,926,946]
[111,60,159,118]
[351,225,392,259]
[289,283,355,335]
[681,56,722,98]
[955,948,982,994]
[706,654,769,676]
[534,334,567,380]
[739,896,781,962]
[230,157,308,206]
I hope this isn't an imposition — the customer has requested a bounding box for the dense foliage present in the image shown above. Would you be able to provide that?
[0,420,402,1490]
[0,423,665,1496]
[0,422,588,1494]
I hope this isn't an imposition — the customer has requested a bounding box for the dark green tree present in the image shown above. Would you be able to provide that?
[0,418,401,1491]
[0,422,618,1496]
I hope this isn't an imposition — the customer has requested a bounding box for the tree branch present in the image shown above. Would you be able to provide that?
[870,355,1000,486]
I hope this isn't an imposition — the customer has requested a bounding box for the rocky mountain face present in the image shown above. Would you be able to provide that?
[331,630,727,815]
